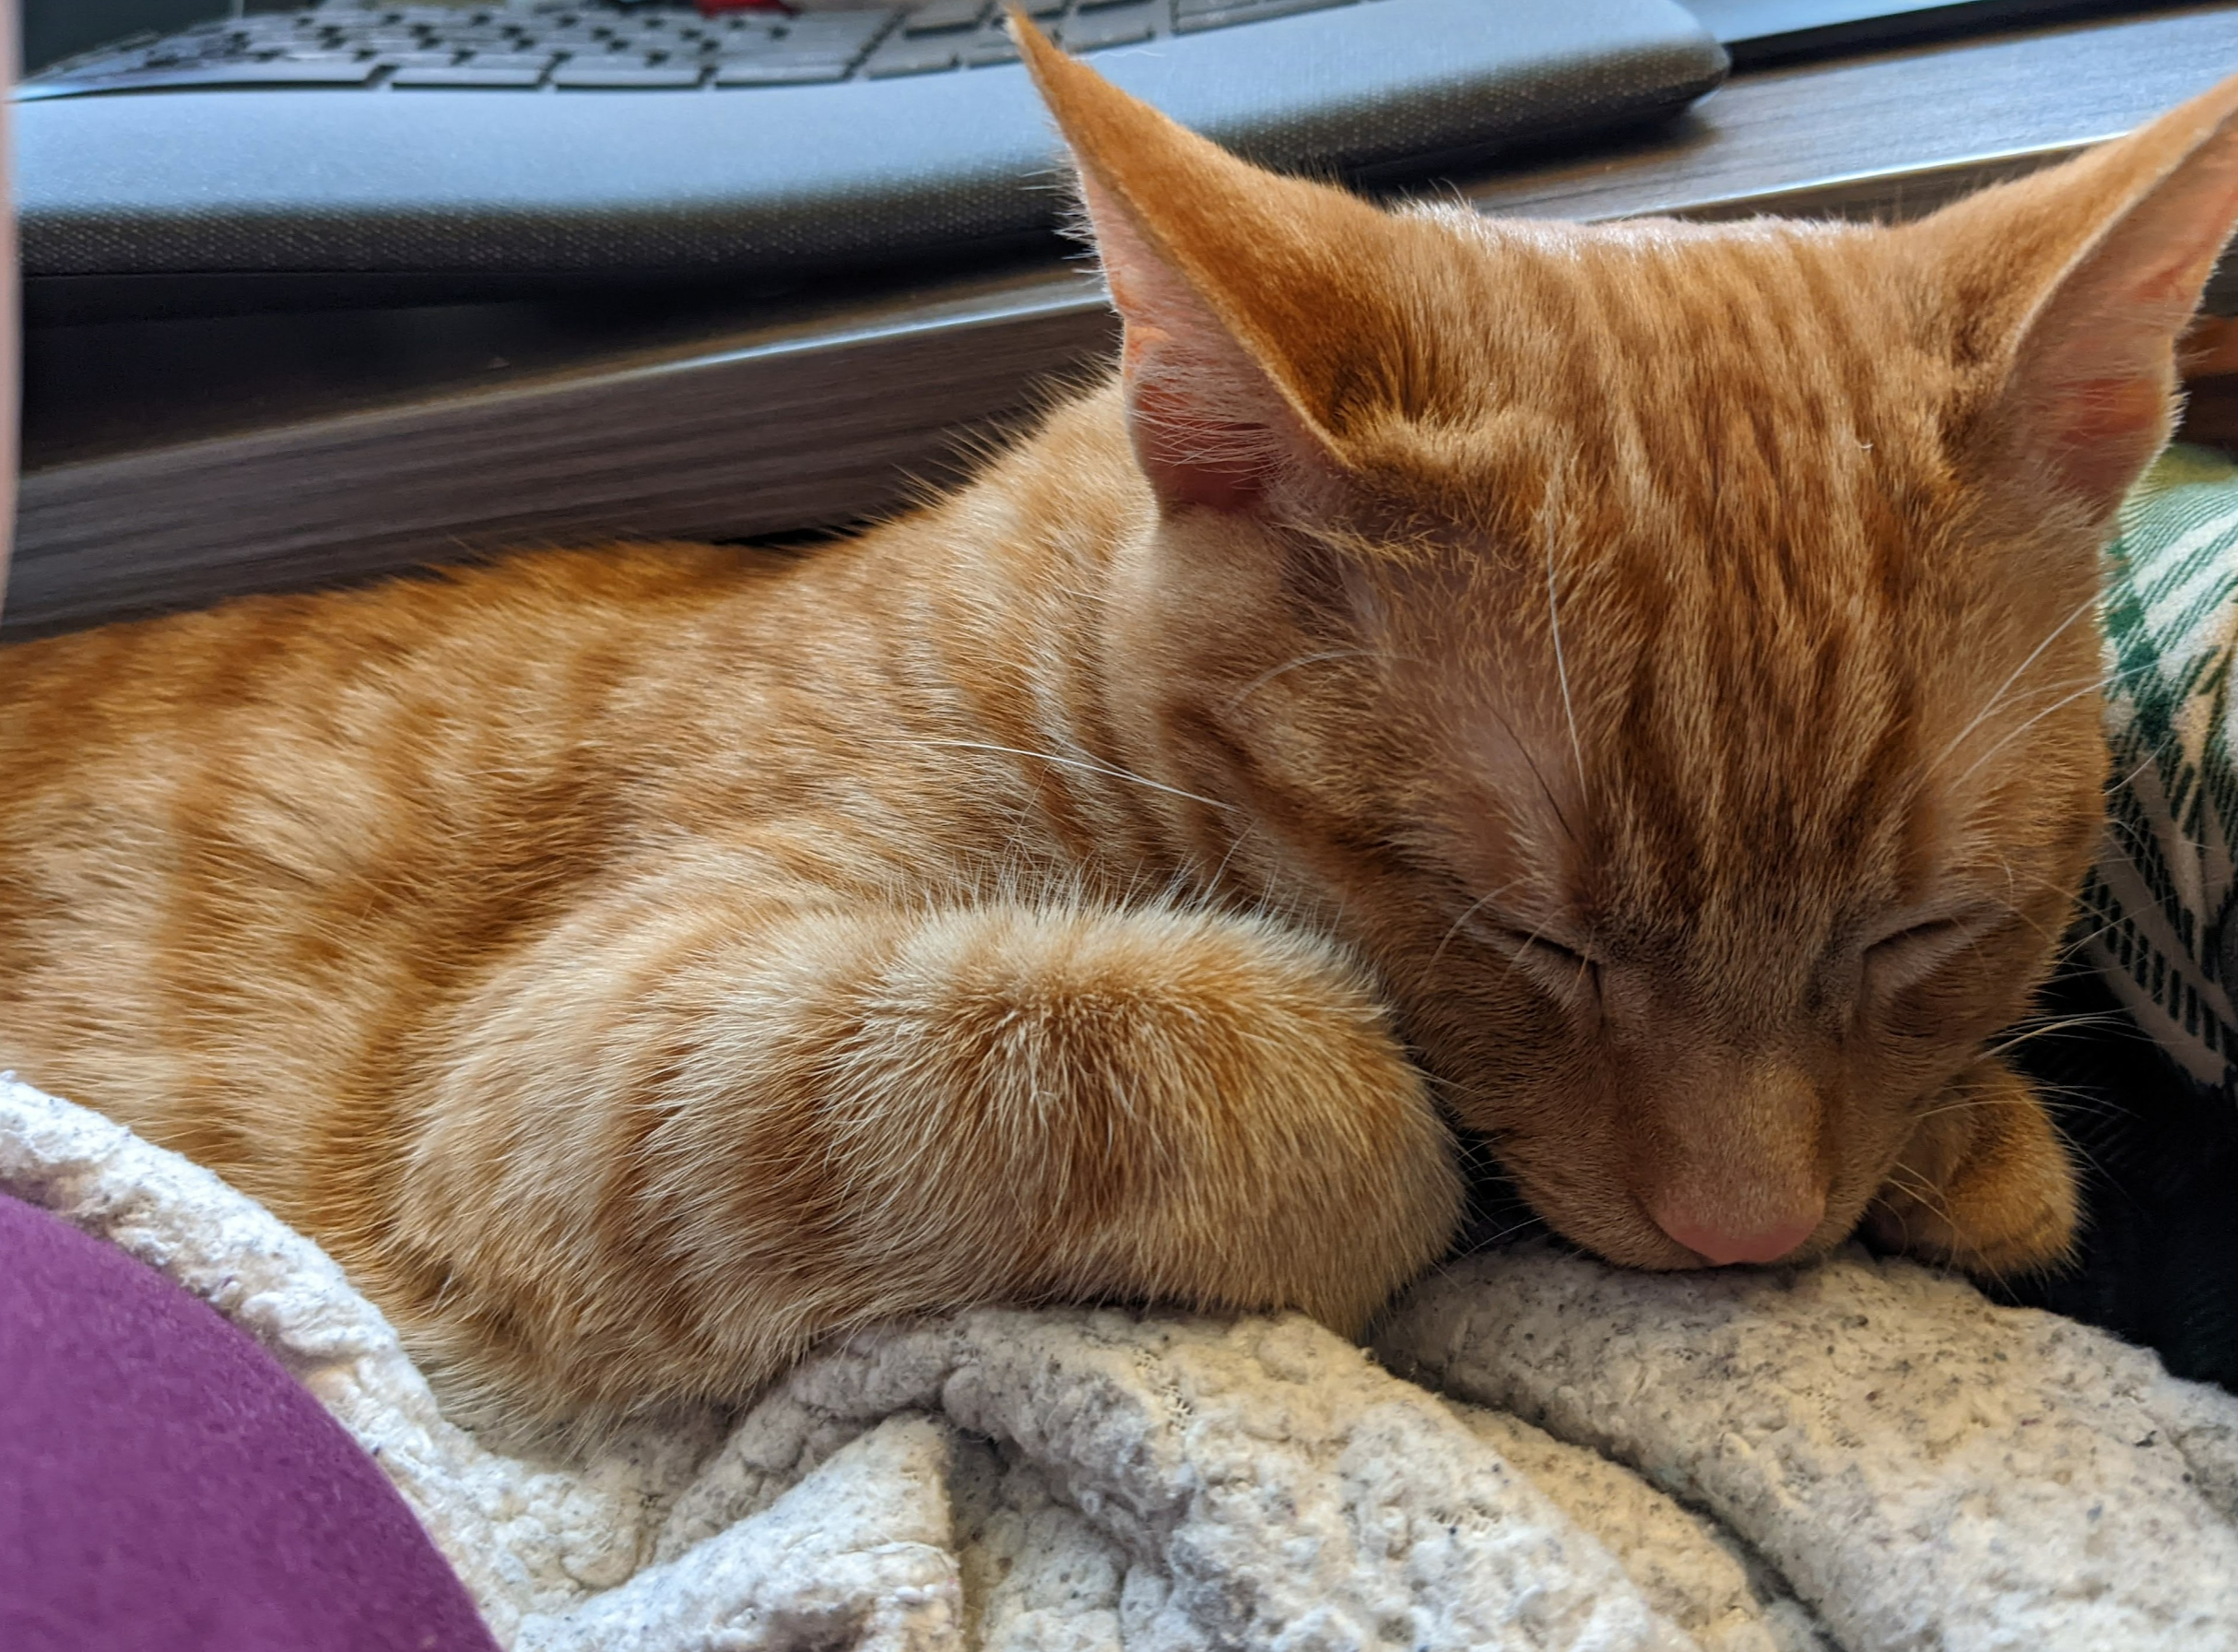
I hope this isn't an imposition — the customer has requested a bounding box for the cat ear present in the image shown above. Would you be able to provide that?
[1913,72,2238,511]
[1013,18,1406,513]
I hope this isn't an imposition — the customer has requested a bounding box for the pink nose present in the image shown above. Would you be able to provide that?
[1652,1203,1822,1267]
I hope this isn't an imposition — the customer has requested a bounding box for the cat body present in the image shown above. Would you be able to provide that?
[7,30,2238,1429]
[1,390,1458,1424]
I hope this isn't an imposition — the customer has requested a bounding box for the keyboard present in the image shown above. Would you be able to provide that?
[18,0,1728,319]
[26,0,1384,94]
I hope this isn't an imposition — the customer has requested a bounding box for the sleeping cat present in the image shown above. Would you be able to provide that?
[6,28,2238,1431]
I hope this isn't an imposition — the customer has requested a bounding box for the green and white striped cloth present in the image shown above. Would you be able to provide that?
[2083,444,2238,1094]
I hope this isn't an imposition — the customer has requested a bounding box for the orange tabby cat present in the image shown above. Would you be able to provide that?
[6,30,2238,1430]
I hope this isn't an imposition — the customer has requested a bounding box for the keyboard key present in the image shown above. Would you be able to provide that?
[779,13,895,50]
[902,0,987,34]
[713,59,852,84]
[748,44,868,69]
[369,50,463,67]
[391,64,548,86]
[963,34,1019,65]
[1060,5,1155,49]
[19,59,383,96]
[551,58,708,87]
[458,51,557,69]
[863,38,960,76]
[1174,0,1349,29]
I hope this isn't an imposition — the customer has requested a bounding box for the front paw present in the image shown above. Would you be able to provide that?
[1862,1057,2079,1278]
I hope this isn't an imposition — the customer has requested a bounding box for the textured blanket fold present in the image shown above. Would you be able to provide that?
[7,1070,2236,1652]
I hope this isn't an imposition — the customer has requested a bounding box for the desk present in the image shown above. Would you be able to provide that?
[17,1,2238,636]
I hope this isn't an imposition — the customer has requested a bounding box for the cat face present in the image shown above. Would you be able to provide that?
[1021,27,2238,1268]
[1252,277,2110,1268]
[1107,274,2108,1268]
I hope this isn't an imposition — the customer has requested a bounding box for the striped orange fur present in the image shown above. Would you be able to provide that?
[6,37,2238,1429]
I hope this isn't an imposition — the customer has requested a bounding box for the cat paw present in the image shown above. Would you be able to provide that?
[1862,1056,2079,1279]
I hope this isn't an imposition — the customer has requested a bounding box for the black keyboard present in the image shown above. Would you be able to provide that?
[18,0,1728,320]
[24,0,1385,99]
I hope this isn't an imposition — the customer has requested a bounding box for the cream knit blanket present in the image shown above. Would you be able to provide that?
[6,1071,2238,1651]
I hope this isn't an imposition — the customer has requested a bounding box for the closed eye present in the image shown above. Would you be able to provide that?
[1465,918,1601,1003]
[1516,931,1595,973]
[1863,913,1989,988]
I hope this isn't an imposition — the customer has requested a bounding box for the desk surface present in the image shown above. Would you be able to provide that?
[18,0,2238,635]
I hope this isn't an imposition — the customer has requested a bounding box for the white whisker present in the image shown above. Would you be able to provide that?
[1949,669,2142,790]
[918,738,1240,815]
[1925,591,2103,779]
[1428,876,1534,976]
[1219,650,1381,713]
[1542,476,1587,796]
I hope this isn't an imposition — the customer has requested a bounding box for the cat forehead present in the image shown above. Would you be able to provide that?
[1414,205,1885,301]
[1414,584,2091,951]
[1415,205,1849,252]
[1370,207,1957,464]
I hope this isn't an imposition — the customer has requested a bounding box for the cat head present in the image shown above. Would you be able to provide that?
[1018,27,2238,1271]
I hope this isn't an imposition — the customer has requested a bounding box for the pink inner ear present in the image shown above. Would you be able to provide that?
[1084,172,1337,517]
[1126,367,1277,513]
[1989,115,2238,507]
[1110,277,1311,515]
[2030,369,2174,502]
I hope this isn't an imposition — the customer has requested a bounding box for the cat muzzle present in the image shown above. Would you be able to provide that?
[1647,1197,1826,1268]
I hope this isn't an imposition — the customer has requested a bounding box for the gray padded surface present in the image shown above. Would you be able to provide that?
[18,0,1726,287]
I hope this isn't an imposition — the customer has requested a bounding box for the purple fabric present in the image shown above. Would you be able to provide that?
[0,1193,500,1652]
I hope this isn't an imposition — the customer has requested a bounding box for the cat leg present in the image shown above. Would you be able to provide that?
[373,876,1462,1426]
[1861,1056,2079,1278]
